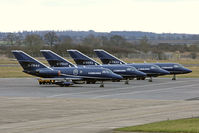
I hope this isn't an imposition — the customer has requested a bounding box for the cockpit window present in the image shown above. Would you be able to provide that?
[173,64,183,68]
[127,67,136,71]
[156,65,162,70]
[102,69,112,74]
[150,66,156,69]
[102,70,106,73]
[107,69,112,73]
[127,68,131,71]
[151,65,161,70]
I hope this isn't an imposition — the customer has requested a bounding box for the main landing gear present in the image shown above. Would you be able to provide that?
[125,79,129,84]
[148,76,153,82]
[100,81,104,87]
[172,74,176,80]
[136,77,146,80]
[86,81,96,84]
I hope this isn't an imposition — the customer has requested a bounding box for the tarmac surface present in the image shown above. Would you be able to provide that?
[0,78,199,100]
[0,78,199,133]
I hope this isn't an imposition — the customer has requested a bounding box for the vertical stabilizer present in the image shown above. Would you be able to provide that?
[12,50,52,72]
[40,50,76,67]
[94,49,126,64]
[67,49,100,65]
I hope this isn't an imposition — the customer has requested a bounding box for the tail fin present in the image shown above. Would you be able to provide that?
[67,49,100,65]
[94,49,126,64]
[12,50,52,72]
[40,50,76,67]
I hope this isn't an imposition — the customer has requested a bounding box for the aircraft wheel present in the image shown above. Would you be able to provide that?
[91,81,96,84]
[125,79,129,84]
[137,77,141,80]
[148,77,153,82]
[100,84,104,87]
[100,81,104,87]
[86,81,91,84]
[172,74,176,80]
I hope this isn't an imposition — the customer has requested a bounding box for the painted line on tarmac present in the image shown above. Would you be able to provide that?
[93,83,199,99]
[48,79,199,98]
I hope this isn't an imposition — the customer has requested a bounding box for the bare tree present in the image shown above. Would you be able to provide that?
[110,35,126,46]
[24,34,44,56]
[24,34,43,46]
[139,36,150,53]
[15,33,24,45]
[6,33,16,45]
[44,31,58,47]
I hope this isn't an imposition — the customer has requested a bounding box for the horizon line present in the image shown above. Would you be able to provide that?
[0,30,199,35]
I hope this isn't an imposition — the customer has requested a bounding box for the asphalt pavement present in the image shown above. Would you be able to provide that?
[0,78,199,133]
[0,78,199,100]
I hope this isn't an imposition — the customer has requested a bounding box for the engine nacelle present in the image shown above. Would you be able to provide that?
[37,70,61,77]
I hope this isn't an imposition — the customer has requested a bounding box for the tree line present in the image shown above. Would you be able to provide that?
[0,31,199,59]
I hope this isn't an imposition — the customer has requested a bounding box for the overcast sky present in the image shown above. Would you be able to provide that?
[0,0,199,33]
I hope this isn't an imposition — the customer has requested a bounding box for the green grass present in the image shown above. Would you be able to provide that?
[0,41,7,45]
[116,118,199,133]
[0,58,18,64]
[0,67,33,78]
[0,57,49,65]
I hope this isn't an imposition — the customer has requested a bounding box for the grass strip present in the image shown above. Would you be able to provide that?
[0,67,33,78]
[116,118,199,133]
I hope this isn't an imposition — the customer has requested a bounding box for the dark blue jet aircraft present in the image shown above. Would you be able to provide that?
[66,50,167,82]
[12,50,122,87]
[94,49,192,80]
[152,63,192,80]
[40,50,146,84]
[92,49,170,82]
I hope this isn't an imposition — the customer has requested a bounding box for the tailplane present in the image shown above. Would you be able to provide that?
[67,49,100,65]
[94,49,126,64]
[40,50,76,67]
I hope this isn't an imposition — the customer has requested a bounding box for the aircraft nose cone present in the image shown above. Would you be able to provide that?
[136,71,147,77]
[188,69,192,73]
[113,74,123,80]
[161,69,170,75]
[184,68,192,73]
